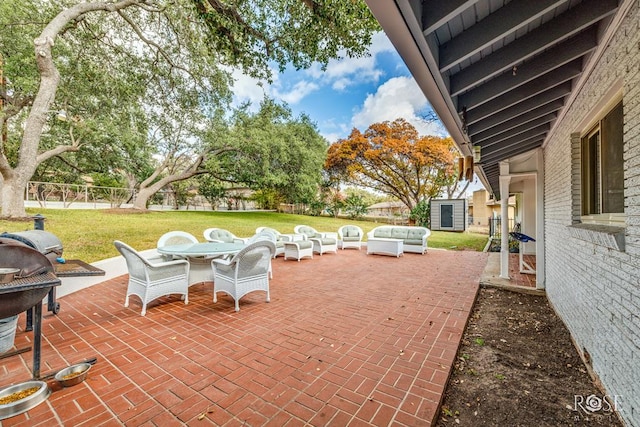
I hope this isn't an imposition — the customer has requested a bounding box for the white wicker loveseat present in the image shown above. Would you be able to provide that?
[366,225,431,256]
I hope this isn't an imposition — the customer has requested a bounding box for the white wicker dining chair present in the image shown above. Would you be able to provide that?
[246,230,278,277]
[157,231,199,247]
[156,231,199,260]
[114,240,190,316]
[211,240,276,311]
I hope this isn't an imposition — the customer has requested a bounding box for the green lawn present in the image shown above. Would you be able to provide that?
[0,208,489,263]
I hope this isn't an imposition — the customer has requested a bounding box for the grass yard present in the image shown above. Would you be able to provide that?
[0,208,489,263]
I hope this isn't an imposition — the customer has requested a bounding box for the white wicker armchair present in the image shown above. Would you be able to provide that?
[211,240,276,311]
[294,225,338,255]
[338,225,364,250]
[203,228,249,244]
[114,240,190,316]
[254,227,293,257]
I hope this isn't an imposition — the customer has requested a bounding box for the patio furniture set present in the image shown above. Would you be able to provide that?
[114,224,430,315]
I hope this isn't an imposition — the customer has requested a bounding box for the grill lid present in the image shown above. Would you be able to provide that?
[0,231,63,257]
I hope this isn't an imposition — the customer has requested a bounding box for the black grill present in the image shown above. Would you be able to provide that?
[0,232,62,327]
[0,230,63,264]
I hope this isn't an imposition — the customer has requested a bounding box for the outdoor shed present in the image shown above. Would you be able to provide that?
[430,199,467,231]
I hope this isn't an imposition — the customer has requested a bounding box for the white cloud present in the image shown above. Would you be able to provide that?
[331,78,351,91]
[368,31,397,56]
[276,80,320,104]
[230,67,320,108]
[318,119,351,143]
[306,31,394,91]
[351,76,445,136]
[321,131,343,143]
[229,68,271,110]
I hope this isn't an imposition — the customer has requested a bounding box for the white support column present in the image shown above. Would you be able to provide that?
[499,175,511,279]
[535,149,545,289]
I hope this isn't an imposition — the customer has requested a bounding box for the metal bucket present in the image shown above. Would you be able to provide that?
[0,315,18,354]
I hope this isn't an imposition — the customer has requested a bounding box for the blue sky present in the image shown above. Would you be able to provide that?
[229,32,447,143]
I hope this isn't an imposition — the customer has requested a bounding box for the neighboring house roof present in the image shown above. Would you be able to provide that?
[365,0,622,198]
[367,201,407,210]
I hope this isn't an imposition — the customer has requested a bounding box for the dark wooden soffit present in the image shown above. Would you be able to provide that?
[366,0,619,198]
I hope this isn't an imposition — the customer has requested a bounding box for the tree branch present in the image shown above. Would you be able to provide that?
[116,9,195,77]
[198,0,274,56]
[36,143,81,164]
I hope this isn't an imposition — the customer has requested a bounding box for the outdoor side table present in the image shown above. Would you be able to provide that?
[0,272,61,379]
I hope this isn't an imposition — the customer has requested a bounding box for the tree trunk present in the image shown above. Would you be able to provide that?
[132,186,158,210]
[1,176,28,218]
[0,1,144,218]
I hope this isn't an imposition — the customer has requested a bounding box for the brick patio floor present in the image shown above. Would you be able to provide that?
[508,254,536,288]
[2,248,488,426]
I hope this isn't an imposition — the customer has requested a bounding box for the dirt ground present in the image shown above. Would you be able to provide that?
[436,286,624,427]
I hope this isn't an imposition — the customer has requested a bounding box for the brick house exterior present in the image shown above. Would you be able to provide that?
[367,0,640,424]
[544,3,640,422]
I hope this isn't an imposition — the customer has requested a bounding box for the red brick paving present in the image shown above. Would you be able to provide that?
[508,254,537,288]
[1,248,488,426]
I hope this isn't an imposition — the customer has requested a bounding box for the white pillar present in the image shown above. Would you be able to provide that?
[535,149,545,289]
[499,175,511,279]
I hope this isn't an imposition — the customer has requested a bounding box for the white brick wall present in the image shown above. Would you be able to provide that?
[544,2,640,425]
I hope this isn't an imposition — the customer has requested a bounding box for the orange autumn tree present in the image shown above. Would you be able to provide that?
[325,118,456,210]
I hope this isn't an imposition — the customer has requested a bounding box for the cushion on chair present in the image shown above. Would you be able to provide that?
[404,239,424,246]
[262,227,287,242]
[343,226,359,237]
[374,228,391,238]
[391,228,408,239]
[407,228,426,239]
[319,237,337,245]
[296,240,313,249]
[343,236,360,242]
[297,226,316,238]
[239,252,263,276]
[212,230,235,243]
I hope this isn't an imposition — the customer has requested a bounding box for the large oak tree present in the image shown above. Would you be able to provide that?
[325,118,457,210]
[204,98,327,206]
[0,0,378,217]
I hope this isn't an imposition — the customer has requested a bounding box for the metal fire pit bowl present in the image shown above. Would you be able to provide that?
[0,380,50,420]
[54,362,91,387]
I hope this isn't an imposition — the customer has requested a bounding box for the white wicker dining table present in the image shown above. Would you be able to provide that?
[157,242,246,285]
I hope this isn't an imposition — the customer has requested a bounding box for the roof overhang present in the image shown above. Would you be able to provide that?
[365,0,622,199]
